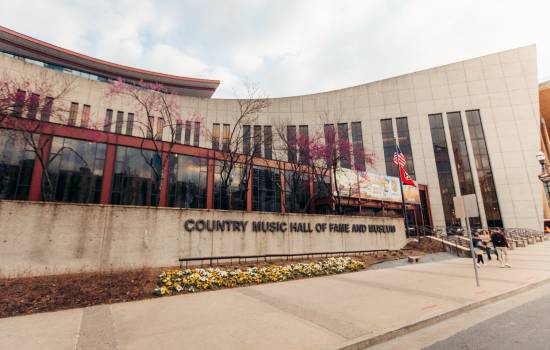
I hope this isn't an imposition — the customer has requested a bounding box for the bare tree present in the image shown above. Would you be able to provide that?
[0,70,84,201]
[107,78,205,205]
[203,82,271,210]
[275,112,374,215]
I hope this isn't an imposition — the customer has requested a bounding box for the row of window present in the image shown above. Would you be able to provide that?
[12,90,53,121]
[428,110,502,228]
[0,130,321,213]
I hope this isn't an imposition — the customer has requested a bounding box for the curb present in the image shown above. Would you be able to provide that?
[335,276,550,350]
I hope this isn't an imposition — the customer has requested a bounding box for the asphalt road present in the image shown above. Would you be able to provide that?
[424,290,550,350]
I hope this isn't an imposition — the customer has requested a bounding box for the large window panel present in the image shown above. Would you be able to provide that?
[428,114,458,226]
[287,126,297,163]
[0,129,36,200]
[298,125,309,164]
[337,123,351,169]
[395,117,415,178]
[168,154,207,208]
[285,171,310,213]
[380,119,396,177]
[110,146,161,206]
[351,121,366,171]
[466,110,503,227]
[46,137,106,203]
[214,161,248,210]
[253,166,280,212]
[447,112,475,195]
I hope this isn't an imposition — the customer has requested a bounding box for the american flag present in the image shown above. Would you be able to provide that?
[393,144,406,169]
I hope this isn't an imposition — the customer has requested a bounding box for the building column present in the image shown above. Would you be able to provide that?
[246,166,253,212]
[441,113,465,228]
[460,112,488,228]
[280,166,286,214]
[158,152,170,207]
[309,173,315,214]
[28,134,52,201]
[206,158,215,209]
[100,144,116,204]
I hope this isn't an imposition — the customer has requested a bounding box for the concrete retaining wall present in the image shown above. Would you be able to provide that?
[0,200,406,278]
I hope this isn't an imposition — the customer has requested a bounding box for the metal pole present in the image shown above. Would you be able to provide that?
[466,216,480,287]
[394,137,408,237]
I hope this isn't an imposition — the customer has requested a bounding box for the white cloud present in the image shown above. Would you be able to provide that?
[0,0,548,97]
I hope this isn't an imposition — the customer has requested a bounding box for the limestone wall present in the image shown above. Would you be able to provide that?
[0,200,406,278]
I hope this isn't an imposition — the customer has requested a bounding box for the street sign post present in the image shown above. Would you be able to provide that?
[453,194,480,287]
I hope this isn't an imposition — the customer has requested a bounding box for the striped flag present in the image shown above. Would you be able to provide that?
[393,144,406,168]
[394,143,416,187]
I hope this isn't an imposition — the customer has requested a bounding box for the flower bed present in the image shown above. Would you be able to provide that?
[154,257,365,296]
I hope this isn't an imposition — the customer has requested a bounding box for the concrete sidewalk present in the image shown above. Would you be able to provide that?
[2,242,550,350]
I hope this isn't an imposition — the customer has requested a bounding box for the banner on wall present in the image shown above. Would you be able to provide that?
[334,168,420,204]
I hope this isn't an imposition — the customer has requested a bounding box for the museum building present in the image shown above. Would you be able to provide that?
[0,25,544,232]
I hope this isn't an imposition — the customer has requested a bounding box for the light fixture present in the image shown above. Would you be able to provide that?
[536,151,546,166]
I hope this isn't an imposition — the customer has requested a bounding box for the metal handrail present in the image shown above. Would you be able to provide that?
[178,248,410,268]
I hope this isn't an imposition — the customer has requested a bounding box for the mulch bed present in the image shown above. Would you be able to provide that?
[0,242,440,319]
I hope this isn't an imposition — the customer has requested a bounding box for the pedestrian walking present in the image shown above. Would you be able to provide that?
[490,230,500,261]
[472,233,485,267]
[480,229,493,261]
[493,229,510,268]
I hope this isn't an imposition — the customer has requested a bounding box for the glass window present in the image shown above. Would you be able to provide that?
[298,125,309,164]
[380,119,396,177]
[222,124,230,151]
[104,109,113,132]
[147,116,154,138]
[175,120,183,143]
[168,154,207,208]
[264,126,272,160]
[46,137,106,203]
[447,112,475,195]
[184,121,192,145]
[314,175,331,214]
[27,93,40,119]
[68,102,79,126]
[193,121,200,146]
[253,166,280,212]
[0,129,36,200]
[110,146,161,206]
[351,121,365,171]
[81,105,91,128]
[337,123,351,169]
[466,110,503,227]
[156,117,164,140]
[253,125,262,156]
[126,113,134,136]
[287,126,297,163]
[285,171,310,213]
[428,114,458,226]
[212,123,220,150]
[41,97,53,121]
[13,90,25,118]
[214,161,247,210]
[324,124,336,165]
[243,125,251,155]
[115,111,124,134]
[396,117,415,178]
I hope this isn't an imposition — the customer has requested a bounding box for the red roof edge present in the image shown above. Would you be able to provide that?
[0,25,220,87]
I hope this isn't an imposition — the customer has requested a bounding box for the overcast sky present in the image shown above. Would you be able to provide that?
[1,0,548,98]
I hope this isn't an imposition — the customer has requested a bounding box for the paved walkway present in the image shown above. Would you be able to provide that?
[2,241,550,350]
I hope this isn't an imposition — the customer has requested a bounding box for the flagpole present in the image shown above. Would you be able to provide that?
[394,137,408,237]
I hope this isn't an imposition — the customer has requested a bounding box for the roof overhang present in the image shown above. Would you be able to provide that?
[0,26,220,98]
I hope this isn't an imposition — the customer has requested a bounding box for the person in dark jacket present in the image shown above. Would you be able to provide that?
[490,230,500,261]
[492,229,510,268]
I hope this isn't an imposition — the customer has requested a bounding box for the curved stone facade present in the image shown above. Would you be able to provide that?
[0,34,542,229]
